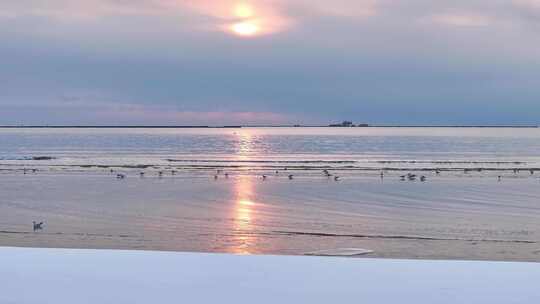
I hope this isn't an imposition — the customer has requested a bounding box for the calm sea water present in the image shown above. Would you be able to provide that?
[1,127,539,172]
[1,127,540,260]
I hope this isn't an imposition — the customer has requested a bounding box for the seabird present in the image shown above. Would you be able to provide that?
[288,174,294,180]
[32,221,44,232]
[262,175,267,180]
[420,176,427,182]
[116,174,126,179]
[334,176,340,181]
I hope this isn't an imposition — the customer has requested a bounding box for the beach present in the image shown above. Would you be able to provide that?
[1,127,540,261]
[1,169,539,261]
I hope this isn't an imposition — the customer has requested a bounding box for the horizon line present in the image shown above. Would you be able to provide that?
[0,124,538,129]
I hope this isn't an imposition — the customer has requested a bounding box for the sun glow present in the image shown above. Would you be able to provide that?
[185,1,292,38]
[231,21,260,36]
[234,4,254,18]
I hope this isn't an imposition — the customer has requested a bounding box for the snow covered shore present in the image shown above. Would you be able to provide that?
[1,246,539,303]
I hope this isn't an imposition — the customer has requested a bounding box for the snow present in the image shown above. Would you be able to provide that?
[1,246,539,304]
[304,248,374,256]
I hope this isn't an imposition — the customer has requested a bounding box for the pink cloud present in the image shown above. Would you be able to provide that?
[1,0,378,36]
[93,103,293,125]
[425,13,492,27]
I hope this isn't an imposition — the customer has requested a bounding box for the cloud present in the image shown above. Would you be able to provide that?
[0,99,294,125]
[0,0,153,20]
[514,0,540,9]
[91,102,292,125]
[427,13,492,27]
[1,1,540,125]
[512,0,540,23]
[0,0,378,36]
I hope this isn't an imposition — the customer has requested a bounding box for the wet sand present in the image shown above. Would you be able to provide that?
[1,169,539,261]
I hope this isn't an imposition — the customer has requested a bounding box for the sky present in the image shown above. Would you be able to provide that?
[1,0,540,126]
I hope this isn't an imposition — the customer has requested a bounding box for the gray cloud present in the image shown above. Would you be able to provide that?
[1,0,539,125]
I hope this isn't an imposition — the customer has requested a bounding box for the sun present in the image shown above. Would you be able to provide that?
[231,21,260,37]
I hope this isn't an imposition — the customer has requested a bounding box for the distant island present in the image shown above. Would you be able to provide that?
[328,121,369,127]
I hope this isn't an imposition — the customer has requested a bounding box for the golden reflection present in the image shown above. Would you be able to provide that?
[235,129,254,160]
[231,172,257,255]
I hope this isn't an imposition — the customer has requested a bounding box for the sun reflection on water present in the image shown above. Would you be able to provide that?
[235,129,254,160]
[231,176,257,255]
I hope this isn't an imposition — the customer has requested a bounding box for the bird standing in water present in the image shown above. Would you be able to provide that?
[33,221,44,232]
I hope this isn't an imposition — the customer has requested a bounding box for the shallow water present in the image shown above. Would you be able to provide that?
[1,127,539,261]
[1,127,540,172]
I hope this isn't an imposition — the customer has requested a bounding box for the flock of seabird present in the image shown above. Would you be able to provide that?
[18,165,537,183]
[22,165,538,233]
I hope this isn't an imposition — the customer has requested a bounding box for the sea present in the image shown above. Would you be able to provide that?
[1,127,539,261]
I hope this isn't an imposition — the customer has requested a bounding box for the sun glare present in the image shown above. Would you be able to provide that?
[234,4,254,18]
[231,21,260,37]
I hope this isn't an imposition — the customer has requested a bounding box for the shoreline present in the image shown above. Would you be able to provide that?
[0,244,539,263]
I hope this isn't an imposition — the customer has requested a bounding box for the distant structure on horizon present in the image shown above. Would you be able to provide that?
[328,121,369,127]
